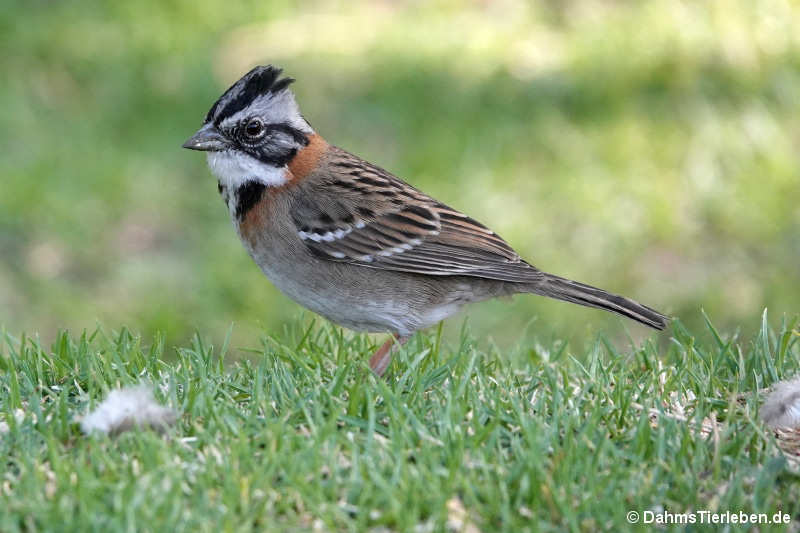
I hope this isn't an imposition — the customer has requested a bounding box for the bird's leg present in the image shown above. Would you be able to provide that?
[369,334,409,377]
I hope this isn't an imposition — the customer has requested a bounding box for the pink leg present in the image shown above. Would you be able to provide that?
[369,334,409,377]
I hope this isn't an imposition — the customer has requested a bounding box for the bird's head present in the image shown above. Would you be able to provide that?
[183,65,313,188]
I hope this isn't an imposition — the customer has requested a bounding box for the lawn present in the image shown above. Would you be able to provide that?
[1,314,798,531]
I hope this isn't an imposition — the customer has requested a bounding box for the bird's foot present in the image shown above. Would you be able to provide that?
[369,334,409,377]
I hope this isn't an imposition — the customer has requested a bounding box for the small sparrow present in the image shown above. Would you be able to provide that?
[183,66,668,376]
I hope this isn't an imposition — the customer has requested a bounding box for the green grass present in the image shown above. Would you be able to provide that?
[2,314,798,532]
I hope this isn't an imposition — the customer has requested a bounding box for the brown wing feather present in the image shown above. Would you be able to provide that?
[291,147,543,283]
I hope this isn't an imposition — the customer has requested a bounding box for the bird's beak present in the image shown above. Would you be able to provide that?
[182,123,229,151]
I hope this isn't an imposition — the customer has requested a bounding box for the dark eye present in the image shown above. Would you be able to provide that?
[243,118,265,141]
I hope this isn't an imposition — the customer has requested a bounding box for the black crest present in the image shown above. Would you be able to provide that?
[204,65,295,125]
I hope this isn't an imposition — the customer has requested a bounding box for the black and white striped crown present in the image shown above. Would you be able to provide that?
[204,65,295,125]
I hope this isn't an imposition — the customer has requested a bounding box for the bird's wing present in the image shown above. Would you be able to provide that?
[290,148,543,283]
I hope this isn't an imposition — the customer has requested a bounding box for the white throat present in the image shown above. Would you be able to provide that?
[206,150,288,190]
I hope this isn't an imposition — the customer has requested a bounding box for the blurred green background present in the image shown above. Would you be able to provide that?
[2,0,798,351]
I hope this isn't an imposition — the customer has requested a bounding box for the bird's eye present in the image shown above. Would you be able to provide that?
[243,118,266,141]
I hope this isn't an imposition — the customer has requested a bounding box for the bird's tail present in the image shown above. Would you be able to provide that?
[528,273,669,330]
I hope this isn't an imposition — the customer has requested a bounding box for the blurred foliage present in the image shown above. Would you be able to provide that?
[1,0,798,350]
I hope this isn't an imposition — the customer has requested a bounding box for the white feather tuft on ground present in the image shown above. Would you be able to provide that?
[760,376,800,429]
[80,385,178,436]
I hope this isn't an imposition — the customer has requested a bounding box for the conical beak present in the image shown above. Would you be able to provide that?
[182,123,229,151]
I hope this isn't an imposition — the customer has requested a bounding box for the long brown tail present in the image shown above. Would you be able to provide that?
[528,273,669,330]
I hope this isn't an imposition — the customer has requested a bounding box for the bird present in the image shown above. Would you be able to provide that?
[183,65,669,376]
